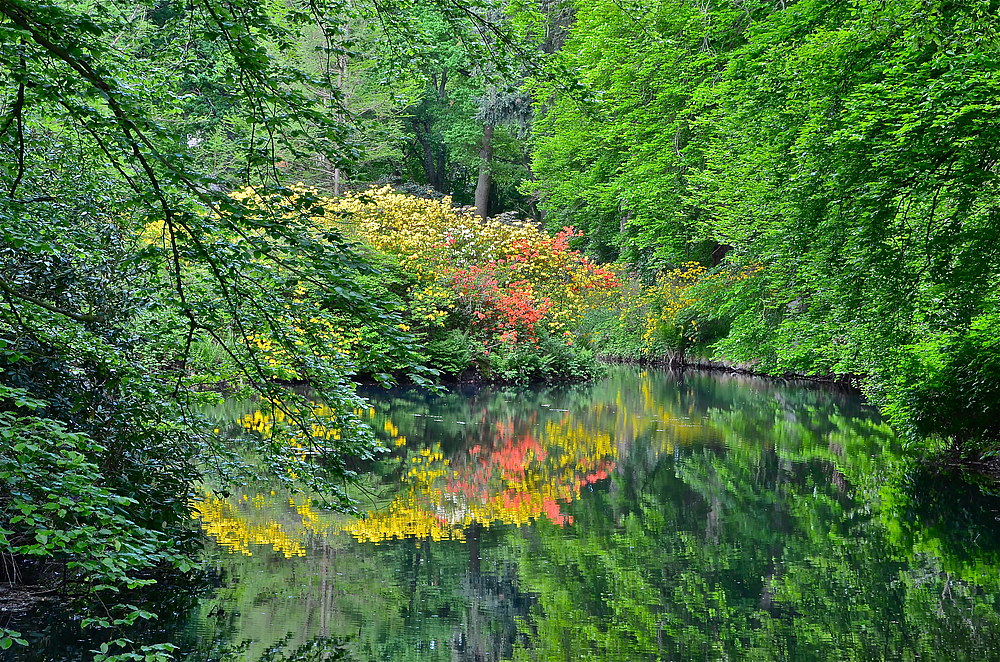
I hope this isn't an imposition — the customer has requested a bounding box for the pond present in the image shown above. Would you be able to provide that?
[9,366,1000,661]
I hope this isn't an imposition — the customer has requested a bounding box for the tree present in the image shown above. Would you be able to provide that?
[530,0,1000,449]
[0,0,499,657]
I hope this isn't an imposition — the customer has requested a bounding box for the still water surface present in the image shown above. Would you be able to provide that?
[13,367,1000,660]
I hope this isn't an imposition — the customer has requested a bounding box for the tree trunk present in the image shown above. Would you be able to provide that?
[333,26,348,196]
[415,121,439,189]
[711,242,732,266]
[474,124,494,219]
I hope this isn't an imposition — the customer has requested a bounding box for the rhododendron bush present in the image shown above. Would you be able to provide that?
[331,187,618,368]
[231,185,620,380]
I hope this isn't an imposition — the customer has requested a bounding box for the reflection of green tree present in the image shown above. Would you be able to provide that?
[184,633,351,662]
[187,522,534,662]
[508,370,1000,661]
[880,465,1000,594]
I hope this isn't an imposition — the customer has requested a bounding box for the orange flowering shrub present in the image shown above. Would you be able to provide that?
[226,184,619,377]
[324,187,619,351]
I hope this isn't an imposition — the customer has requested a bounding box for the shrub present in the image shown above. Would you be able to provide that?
[239,185,620,382]
[425,330,478,376]
[485,334,601,383]
[873,313,1000,453]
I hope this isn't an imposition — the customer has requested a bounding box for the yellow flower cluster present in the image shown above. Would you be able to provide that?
[638,262,709,344]
[227,185,374,377]
[409,280,454,327]
[615,261,768,350]
[323,186,543,267]
[246,314,359,381]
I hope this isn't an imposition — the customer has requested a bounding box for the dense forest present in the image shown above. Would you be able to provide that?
[1,0,998,659]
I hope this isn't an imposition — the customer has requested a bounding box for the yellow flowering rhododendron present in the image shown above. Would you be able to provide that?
[232,184,619,355]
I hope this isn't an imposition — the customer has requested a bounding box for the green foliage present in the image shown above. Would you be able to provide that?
[424,329,478,376]
[485,333,600,383]
[0,385,194,662]
[530,0,1000,449]
[0,630,25,651]
[528,0,765,265]
[277,0,541,216]
[873,312,1000,450]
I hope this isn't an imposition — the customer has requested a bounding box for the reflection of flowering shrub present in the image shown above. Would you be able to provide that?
[342,414,618,543]
[240,401,345,445]
[193,495,307,558]
[194,376,716,550]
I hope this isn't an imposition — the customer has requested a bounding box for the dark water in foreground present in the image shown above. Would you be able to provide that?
[10,367,1000,661]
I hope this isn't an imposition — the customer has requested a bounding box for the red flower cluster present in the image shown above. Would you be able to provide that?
[452,265,553,345]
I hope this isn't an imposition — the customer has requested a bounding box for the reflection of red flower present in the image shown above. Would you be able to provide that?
[543,498,571,526]
[580,468,610,486]
[442,418,615,528]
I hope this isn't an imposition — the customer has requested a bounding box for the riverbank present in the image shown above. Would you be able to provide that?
[597,353,864,388]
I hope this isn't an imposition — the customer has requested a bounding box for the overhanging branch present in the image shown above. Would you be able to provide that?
[0,274,106,323]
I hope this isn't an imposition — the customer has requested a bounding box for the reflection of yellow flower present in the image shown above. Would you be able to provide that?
[345,489,467,543]
[344,381,717,546]
[239,402,342,444]
[340,416,625,543]
[193,496,306,558]
[192,491,345,558]
[198,378,717,551]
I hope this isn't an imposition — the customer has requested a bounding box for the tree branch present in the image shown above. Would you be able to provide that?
[0,274,105,323]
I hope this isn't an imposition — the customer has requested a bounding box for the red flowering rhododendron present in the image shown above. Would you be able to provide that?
[452,267,553,345]
[449,226,617,349]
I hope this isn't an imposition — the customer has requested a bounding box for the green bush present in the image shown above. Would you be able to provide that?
[581,307,652,361]
[424,329,477,376]
[485,335,601,383]
[873,313,1000,453]
[0,385,197,659]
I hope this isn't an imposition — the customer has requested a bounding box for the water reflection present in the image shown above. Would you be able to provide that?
[9,367,1000,661]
